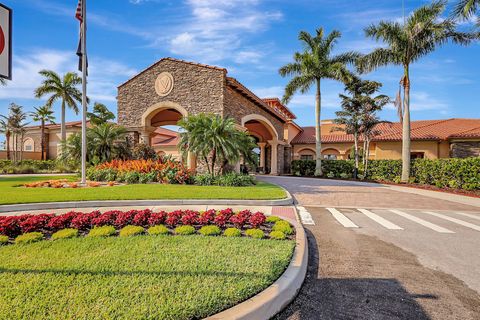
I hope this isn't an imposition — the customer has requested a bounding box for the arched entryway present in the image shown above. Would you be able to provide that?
[241,114,281,175]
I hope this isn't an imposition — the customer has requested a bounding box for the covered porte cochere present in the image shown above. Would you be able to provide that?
[116,57,299,175]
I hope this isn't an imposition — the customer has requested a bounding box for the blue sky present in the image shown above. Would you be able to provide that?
[0,0,478,136]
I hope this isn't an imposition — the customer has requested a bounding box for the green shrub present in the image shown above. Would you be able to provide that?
[194,173,256,187]
[15,232,43,244]
[269,231,286,240]
[272,221,294,235]
[291,160,354,177]
[245,228,265,239]
[87,226,116,238]
[199,225,221,236]
[0,235,9,245]
[266,216,282,223]
[119,225,145,237]
[175,225,196,235]
[147,225,169,236]
[52,228,78,240]
[194,173,216,186]
[224,227,242,237]
[125,171,140,184]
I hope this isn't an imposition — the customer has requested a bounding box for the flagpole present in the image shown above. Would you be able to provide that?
[80,0,87,185]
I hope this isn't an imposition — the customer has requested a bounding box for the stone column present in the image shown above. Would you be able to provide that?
[258,142,266,172]
[140,132,151,146]
[268,140,278,175]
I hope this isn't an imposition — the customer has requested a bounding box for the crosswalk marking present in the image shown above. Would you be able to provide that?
[296,206,315,225]
[424,211,480,232]
[389,209,454,233]
[358,209,403,230]
[326,208,358,228]
[451,212,480,221]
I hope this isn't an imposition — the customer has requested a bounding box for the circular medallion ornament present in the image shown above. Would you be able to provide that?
[155,72,174,97]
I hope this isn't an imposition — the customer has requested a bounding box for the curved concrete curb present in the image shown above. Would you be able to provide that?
[205,215,308,320]
[0,193,293,213]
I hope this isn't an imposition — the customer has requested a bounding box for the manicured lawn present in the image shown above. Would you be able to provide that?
[0,235,295,319]
[0,176,286,205]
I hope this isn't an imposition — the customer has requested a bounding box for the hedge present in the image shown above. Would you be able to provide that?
[0,160,76,174]
[292,158,480,190]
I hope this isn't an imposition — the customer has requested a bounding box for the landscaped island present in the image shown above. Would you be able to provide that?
[0,175,286,205]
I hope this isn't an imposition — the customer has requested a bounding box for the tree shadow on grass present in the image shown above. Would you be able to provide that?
[275,229,435,320]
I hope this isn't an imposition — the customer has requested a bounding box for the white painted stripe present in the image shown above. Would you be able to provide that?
[357,209,403,230]
[389,209,454,233]
[296,206,315,225]
[450,212,480,221]
[326,208,358,228]
[424,211,480,232]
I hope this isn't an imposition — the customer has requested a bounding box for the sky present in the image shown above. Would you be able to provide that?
[0,0,478,141]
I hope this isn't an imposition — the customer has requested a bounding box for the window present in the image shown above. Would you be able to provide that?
[323,154,337,160]
[24,145,33,151]
[300,155,313,160]
[411,152,425,159]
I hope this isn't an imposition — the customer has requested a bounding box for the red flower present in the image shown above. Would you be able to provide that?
[92,211,120,227]
[132,209,152,226]
[47,211,80,231]
[71,211,100,230]
[165,210,183,226]
[20,214,54,233]
[249,212,266,228]
[0,215,27,237]
[219,208,234,220]
[148,211,167,226]
[213,214,228,227]
[181,210,199,225]
[198,209,216,225]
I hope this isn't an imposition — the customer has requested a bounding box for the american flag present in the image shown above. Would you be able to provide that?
[75,0,87,74]
[75,0,83,22]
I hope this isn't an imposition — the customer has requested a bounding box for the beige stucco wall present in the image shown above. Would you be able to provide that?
[374,140,440,159]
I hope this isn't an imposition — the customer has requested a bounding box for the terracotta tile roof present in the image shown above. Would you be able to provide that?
[292,119,480,144]
[262,97,297,120]
[118,57,227,88]
[154,127,178,137]
[152,128,180,147]
[25,121,88,130]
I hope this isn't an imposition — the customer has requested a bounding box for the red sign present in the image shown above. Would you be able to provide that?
[0,3,12,80]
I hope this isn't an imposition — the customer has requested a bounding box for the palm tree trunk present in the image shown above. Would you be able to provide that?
[353,131,359,179]
[362,138,367,167]
[6,131,10,160]
[20,132,24,161]
[41,120,45,160]
[401,66,411,183]
[61,100,66,143]
[314,79,323,176]
[365,138,371,177]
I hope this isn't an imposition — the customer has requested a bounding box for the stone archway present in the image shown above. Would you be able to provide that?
[241,114,281,175]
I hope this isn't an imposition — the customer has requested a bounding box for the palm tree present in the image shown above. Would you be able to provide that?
[279,28,360,176]
[34,70,86,143]
[87,102,115,125]
[89,123,127,163]
[453,0,479,25]
[0,118,11,160]
[30,105,56,160]
[3,103,28,162]
[178,113,256,176]
[357,0,474,182]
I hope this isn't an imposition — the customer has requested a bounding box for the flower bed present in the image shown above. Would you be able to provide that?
[23,179,118,189]
[87,159,194,184]
[0,208,294,244]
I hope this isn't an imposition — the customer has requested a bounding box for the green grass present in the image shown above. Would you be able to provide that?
[0,235,295,320]
[0,176,286,205]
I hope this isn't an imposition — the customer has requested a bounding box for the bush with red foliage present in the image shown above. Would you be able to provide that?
[181,210,199,225]
[213,214,228,227]
[20,214,54,233]
[218,208,234,220]
[70,211,100,230]
[0,215,28,237]
[148,211,167,226]
[132,209,152,226]
[249,212,266,228]
[92,211,120,227]
[114,210,138,228]
[198,209,216,225]
[229,210,251,228]
[165,210,183,226]
[47,211,80,231]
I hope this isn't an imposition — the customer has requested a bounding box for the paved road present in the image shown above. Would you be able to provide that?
[258,176,480,320]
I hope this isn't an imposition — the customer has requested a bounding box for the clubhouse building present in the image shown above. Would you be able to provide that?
[6,58,480,174]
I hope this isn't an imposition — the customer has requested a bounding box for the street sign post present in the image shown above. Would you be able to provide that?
[0,3,12,80]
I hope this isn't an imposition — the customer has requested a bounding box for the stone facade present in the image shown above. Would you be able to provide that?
[451,141,480,158]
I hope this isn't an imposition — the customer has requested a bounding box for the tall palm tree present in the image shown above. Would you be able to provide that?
[30,105,56,160]
[453,0,479,25]
[0,118,11,160]
[279,28,360,176]
[34,70,86,143]
[178,113,256,176]
[3,103,28,162]
[357,0,474,182]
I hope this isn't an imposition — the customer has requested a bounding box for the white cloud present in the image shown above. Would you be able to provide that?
[0,49,136,103]
[409,91,449,112]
